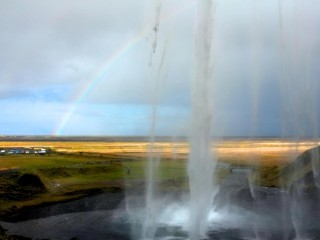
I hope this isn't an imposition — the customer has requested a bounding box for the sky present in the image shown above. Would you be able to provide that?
[0,0,319,137]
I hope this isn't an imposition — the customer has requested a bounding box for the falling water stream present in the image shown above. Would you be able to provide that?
[188,0,217,239]
[144,0,218,239]
[144,0,163,239]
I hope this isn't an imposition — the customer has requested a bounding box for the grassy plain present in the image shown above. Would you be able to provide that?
[0,138,318,218]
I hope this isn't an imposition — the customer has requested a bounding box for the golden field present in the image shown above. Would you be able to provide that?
[0,139,318,167]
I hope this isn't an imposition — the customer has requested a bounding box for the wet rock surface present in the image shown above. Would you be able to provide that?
[3,189,124,222]
[2,187,320,240]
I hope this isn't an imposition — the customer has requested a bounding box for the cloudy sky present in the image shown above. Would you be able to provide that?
[0,0,319,137]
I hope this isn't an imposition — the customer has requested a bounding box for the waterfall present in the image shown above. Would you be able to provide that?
[188,0,217,239]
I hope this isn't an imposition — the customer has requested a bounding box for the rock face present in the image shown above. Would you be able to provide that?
[281,146,320,191]
[213,146,320,239]
[281,146,320,233]
[215,171,277,210]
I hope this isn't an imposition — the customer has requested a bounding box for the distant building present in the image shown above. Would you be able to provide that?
[7,149,20,154]
[2,147,47,155]
[39,148,47,155]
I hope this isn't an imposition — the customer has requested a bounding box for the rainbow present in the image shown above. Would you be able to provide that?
[53,32,145,136]
[53,0,196,136]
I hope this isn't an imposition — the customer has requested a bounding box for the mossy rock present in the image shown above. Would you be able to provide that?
[16,173,46,193]
[282,146,320,191]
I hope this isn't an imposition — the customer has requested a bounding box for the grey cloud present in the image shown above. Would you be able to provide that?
[0,0,147,95]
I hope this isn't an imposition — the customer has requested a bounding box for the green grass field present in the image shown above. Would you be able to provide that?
[0,151,192,217]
